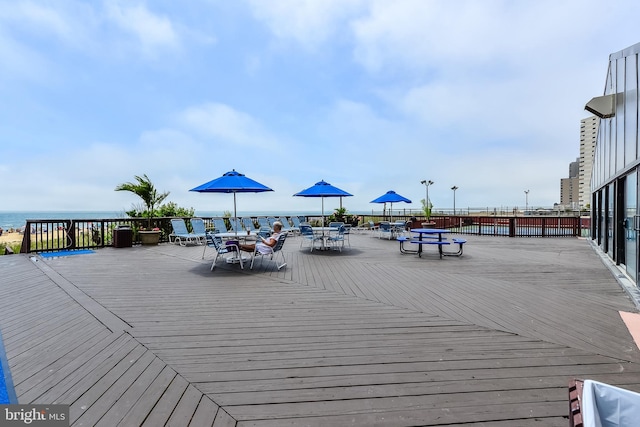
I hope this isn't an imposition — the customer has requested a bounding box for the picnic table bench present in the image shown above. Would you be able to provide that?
[398,235,466,258]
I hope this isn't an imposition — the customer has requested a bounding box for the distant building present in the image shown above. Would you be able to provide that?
[587,42,640,284]
[560,158,580,209]
[579,116,598,209]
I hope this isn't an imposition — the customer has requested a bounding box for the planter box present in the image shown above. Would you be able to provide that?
[139,230,161,245]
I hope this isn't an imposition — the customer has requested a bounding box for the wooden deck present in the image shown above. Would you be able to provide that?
[1,232,640,426]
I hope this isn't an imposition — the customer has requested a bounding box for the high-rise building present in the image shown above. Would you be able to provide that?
[561,157,579,208]
[579,116,598,209]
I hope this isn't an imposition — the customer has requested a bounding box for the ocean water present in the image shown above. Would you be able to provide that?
[0,211,125,230]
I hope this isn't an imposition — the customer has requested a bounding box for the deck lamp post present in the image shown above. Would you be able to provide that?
[524,190,529,215]
[420,180,434,221]
[451,186,458,215]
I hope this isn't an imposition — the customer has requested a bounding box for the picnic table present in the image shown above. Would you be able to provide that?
[398,228,467,258]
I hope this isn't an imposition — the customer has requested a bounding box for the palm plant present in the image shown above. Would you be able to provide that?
[421,198,433,222]
[115,174,169,229]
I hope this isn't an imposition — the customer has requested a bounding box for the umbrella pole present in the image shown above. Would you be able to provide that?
[233,191,238,237]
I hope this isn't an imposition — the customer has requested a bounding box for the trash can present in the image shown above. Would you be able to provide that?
[113,225,133,248]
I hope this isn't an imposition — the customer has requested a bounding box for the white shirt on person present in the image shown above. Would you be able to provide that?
[256,232,280,254]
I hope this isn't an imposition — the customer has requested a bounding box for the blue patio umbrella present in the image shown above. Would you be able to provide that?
[370,190,412,221]
[190,169,273,235]
[294,180,353,226]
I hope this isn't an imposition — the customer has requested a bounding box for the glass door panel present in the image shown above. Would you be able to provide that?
[625,171,637,282]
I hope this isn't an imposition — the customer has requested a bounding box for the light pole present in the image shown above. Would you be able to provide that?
[451,186,458,215]
[524,190,529,215]
[420,180,434,210]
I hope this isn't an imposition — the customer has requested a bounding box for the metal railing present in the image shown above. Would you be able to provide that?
[358,215,588,238]
[16,215,588,254]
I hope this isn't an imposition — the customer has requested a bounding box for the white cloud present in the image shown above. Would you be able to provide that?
[105,1,180,57]
[178,103,284,150]
[248,0,363,50]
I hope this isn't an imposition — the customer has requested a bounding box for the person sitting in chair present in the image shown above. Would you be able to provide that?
[239,221,282,254]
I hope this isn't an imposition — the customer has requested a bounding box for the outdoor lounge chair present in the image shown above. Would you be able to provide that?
[247,233,287,270]
[189,218,207,245]
[276,217,293,234]
[257,217,271,230]
[289,216,303,234]
[169,218,198,246]
[242,217,258,233]
[204,234,243,270]
[229,218,244,233]
[212,218,228,234]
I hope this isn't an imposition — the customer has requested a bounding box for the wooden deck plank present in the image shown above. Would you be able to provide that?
[1,233,640,425]
[70,347,155,425]
[166,384,206,427]
[140,375,190,427]
[16,327,114,401]
[212,408,237,427]
[93,357,167,426]
[116,365,178,426]
[38,334,137,404]
[188,395,219,427]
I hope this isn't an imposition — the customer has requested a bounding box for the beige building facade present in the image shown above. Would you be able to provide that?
[579,115,598,209]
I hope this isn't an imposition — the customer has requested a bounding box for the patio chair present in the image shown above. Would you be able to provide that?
[299,223,321,252]
[277,217,293,234]
[204,234,243,270]
[343,224,352,247]
[212,218,228,234]
[327,224,346,252]
[248,232,287,270]
[169,218,198,246]
[267,217,279,228]
[228,218,244,233]
[290,216,303,234]
[242,217,258,233]
[378,221,393,240]
[189,218,207,245]
[257,226,271,239]
[257,217,271,230]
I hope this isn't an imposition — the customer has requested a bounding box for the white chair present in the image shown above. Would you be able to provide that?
[289,216,303,234]
[378,221,392,240]
[242,217,258,233]
[189,218,207,245]
[212,218,228,234]
[257,217,271,230]
[327,224,346,251]
[343,224,352,247]
[248,233,287,270]
[169,218,198,246]
[204,234,243,270]
[228,218,244,233]
[299,223,320,252]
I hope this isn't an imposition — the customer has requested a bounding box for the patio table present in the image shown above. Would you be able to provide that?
[311,227,338,251]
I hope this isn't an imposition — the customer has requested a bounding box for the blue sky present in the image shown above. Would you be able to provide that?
[1,0,638,215]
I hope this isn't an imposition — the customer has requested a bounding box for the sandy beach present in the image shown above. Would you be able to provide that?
[0,232,22,245]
